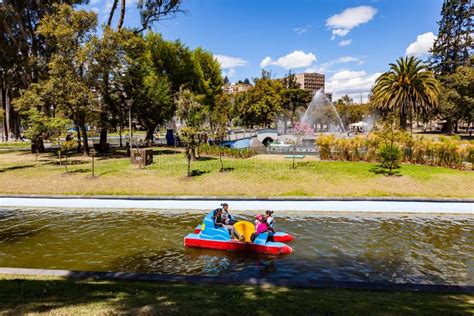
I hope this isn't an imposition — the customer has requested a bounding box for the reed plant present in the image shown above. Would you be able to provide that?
[315,132,473,170]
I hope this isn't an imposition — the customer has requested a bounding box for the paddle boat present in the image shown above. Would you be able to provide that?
[184,210,293,255]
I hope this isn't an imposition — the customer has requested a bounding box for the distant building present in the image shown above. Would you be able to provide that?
[223,83,252,94]
[294,72,325,94]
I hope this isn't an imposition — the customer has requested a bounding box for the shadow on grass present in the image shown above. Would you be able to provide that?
[369,166,402,177]
[196,156,217,161]
[68,168,90,174]
[0,277,472,315]
[44,159,90,166]
[220,167,235,172]
[152,149,179,156]
[189,169,209,177]
[0,164,35,173]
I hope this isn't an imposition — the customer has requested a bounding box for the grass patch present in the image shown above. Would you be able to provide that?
[0,274,472,315]
[0,148,472,197]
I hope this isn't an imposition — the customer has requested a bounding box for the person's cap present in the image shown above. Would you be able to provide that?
[256,214,263,220]
[266,210,274,214]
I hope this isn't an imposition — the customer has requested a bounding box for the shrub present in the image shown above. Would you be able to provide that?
[378,144,401,175]
[199,144,256,159]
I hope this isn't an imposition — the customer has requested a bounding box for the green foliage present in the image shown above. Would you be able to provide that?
[437,64,474,133]
[378,144,401,175]
[198,144,256,159]
[281,72,311,122]
[372,56,440,130]
[430,0,472,75]
[237,75,283,128]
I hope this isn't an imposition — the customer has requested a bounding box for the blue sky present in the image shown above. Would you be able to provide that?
[83,0,443,101]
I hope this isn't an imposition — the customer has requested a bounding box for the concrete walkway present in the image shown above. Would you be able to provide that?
[0,196,472,214]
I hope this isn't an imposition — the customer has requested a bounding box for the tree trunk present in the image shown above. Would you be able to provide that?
[145,124,157,141]
[117,0,126,30]
[119,123,123,148]
[107,0,119,26]
[99,128,108,153]
[219,144,224,172]
[31,137,45,153]
[399,111,407,130]
[81,124,89,155]
[1,81,7,141]
[191,147,197,161]
[186,148,191,176]
[76,124,82,153]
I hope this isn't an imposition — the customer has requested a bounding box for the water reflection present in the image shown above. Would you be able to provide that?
[0,208,472,285]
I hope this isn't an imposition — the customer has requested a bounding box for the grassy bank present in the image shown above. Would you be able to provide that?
[0,148,472,197]
[1,274,472,315]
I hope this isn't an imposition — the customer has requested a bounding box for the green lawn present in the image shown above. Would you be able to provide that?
[0,274,472,315]
[0,148,472,197]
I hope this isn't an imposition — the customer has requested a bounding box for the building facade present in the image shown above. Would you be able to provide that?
[294,73,325,94]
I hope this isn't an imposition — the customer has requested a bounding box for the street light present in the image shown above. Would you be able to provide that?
[125,99,133,148]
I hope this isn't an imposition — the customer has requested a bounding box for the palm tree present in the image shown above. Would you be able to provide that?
[372,56,440,130]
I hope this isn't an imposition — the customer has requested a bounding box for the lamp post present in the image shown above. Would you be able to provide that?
[125,99,133,148]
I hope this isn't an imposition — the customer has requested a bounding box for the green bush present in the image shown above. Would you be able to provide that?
[199,144,256,159]
[378,144,401,175]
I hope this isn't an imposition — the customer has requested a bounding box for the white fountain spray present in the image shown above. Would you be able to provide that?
[300,89,346,134]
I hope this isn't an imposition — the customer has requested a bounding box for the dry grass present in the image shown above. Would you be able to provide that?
[0,149,472,197]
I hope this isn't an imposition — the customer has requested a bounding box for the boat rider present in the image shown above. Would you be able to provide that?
[221,203,236,225]
[251,214,274,242]
[265,210,274,228]
[213,207,243,241]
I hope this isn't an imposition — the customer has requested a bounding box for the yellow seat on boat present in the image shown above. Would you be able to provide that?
[234,221,255,242]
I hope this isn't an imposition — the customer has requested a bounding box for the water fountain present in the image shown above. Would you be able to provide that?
[269,90,348,154]
[301,89,346,134]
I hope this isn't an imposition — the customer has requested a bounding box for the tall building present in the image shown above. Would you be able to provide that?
[294,73,325,94]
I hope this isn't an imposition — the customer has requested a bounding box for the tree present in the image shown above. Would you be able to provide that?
[223,76,230,85]
[192,47,224,127]
[437,64,474,133]
[372,56,440,130]
[106,0,184,32]
[124,59,174,141]
[211,93,232,171]
[290,122,313,168]
[35,4,98,154]
[281,72,311,133]
[0,0,87,141]
[430,0,472,75]
[376,118,403,176]
[85,26,144,153]
[243,78,251,85]
[176,88,205,174]
[237,74,283,128]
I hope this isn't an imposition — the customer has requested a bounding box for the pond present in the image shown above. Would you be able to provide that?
[0,208,472,285]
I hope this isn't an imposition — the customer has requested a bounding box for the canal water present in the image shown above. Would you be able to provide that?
[0,208,472,285]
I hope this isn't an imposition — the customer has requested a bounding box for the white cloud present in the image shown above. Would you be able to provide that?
[326,6,377,39]
[223,68,237,78]
[305,56,364,74]
[405,32,437,56]
[331,29,349,39]
[260,50,317,69]
[214,54,247,69]
[260,56,272,68]
[331,70,367,81]
[90,0,100,4]
[293,25,312,35]
[91,7,100,14]
[339,39,352,46]
[326,70,382,100]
